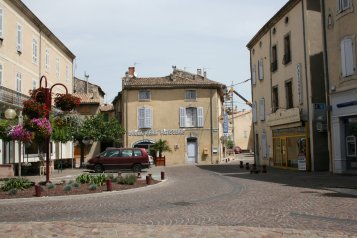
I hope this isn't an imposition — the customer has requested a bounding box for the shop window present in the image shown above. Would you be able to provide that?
[346,136,356,157]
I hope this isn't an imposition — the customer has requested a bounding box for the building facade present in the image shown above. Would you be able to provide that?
[117,67,226,165]
[247,0,329,171]
[323,0,357,173]
[0,0,75,168]
[232,110,254,152]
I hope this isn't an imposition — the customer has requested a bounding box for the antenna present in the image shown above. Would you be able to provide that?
[134,62,141,67]
[84,72,89,94]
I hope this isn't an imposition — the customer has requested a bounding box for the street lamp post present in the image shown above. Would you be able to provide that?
[4,108,23,177]
[35,75,69,183]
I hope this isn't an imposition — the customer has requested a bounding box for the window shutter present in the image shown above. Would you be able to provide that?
[261,131,267,158]
[341,38,355,77]
[145,108,152,128]
[342,0,350,10]
[179,107,186,127]
[337,0,341,12]
[0,9,3,38]
[16,24,22,52]
[16,73,21,92]
[259,98,265,121]
[258,59,264,80]
[252,65,256,85]
[252,102,257,123]
[0,64,2,86]
[138,107,145,129]
[197,107,204,127]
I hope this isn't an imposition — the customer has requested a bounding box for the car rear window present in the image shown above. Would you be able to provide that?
[133,149,142,156]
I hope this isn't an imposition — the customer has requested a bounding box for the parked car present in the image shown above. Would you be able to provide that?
[85,148,150,173]
[234,146,242,154]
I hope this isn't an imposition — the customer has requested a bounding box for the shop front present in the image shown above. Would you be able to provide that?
[272,125,310,170]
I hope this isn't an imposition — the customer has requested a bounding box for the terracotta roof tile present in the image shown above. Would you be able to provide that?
[100,104,114,112]
[73,93,100,104]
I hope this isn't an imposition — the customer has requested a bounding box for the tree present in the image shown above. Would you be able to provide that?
[151,139,172,158]
[71,114,125,167]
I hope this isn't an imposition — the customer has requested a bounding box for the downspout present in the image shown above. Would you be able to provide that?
[39,30,42,76]
[269,26,273,166]
[249,50,256,165]
[125,90,129,147]
[210,89,213,164]
[302,0,312,171]
[320,0,333,172]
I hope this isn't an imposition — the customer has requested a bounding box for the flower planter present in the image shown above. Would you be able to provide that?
[155,156,166,166]
[54,93,80,112]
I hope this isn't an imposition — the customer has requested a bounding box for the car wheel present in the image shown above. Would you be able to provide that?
[94,164,104,173]
[132,164,142,172]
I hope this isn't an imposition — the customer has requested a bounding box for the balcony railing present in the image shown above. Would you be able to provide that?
[0,86,30,108]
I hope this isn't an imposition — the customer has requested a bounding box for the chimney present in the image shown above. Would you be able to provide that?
[197,68,202,76]
[128,67,135,77]
[203,71,207,80]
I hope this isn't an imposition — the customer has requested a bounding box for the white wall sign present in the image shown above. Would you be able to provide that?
[128,129,185,136]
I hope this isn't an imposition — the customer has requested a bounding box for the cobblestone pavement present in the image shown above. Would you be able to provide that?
[0,158,356,237]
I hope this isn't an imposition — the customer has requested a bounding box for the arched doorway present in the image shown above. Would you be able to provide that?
[132,139,155,150]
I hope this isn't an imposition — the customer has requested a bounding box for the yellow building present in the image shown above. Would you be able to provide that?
[323,0,357,173]
[232,110,253,152]
[0,0,75,169]
[247,0,329,171]
[116,67,226,165]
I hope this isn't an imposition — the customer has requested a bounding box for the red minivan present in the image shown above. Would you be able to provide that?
[85,148,150,173]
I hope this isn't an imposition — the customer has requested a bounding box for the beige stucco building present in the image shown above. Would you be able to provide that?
[0,0,75,169]
[247,0,329,171]
[115,67,226,165]
[232,110,253,152]
[322,0,357,173]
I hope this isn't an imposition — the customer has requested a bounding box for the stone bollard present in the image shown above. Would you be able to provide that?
[106,179,112,191]
[239,161,244,169]
[161,171,165,180]
[35,184,42,197]
[245,162,250,170]
[146,175,152,185]
[137,172,141,179]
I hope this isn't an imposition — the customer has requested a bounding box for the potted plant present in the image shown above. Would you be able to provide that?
[26,118,52,143]
[8,124,33,142]
[54,93,80,112]
[151,139,171,166]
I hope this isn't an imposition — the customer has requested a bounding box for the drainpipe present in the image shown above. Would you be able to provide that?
[302,0,312,171]
[320,0,333,173]
[250,50,256,165]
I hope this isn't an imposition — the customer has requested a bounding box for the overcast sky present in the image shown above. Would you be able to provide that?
[23,0,288,109]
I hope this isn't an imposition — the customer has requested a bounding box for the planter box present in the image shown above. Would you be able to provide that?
[155,156,166,166]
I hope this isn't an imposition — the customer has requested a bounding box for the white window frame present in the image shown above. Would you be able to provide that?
[0,8,4,39]
[185,90,197,100]
[138,107,152,129]
[65,64,69,82]
[45,48,50,70]
[252,64,256,85]
[179,107,203,128]
[55,58,60,79]
[341,36,356,78]
[32,38,38,64]
[258,59,264,80]
[32,79,37,90]
[139,90,151,101]
[16,23,23,53]
[337,0,351,13]
[16,72,21,92]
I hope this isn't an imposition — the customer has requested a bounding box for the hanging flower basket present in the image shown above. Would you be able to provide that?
[54,93,80,111]
[8,124,33,142]
[30,87,47,103]
[22,99,49,119]
[26,118,52,143]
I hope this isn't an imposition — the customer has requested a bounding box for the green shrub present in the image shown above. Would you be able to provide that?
[75,173,91,184]
[89,183,97,190]
[46,183,55,190]
[73,182,80,188]
[89,174,107,186]
[1,178,34,191]
[118,174,137,185]
[68,180,75,185]
[63,184,72,192]
[8,188,17,196]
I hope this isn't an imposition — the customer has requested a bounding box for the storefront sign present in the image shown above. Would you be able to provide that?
[128,129,185,136]
[223,113,229,133]
[296,63,303,105]
[267,108,300,126]
[297,154,306,171]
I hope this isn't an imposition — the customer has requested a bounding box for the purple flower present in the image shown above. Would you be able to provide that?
[9,125,33,142]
